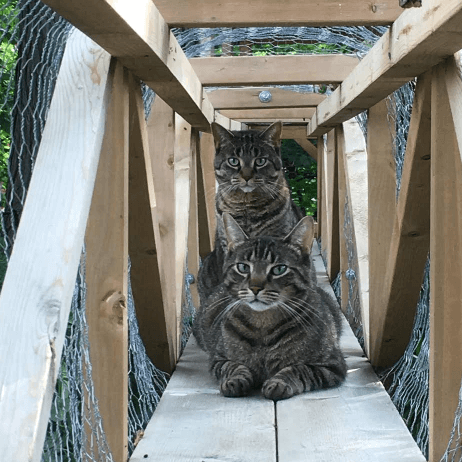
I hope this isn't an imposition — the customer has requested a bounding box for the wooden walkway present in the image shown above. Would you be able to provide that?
[130,243,425,462]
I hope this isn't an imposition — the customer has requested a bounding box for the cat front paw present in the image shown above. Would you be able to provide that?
[262,378,296,401]
[221,376,252,397]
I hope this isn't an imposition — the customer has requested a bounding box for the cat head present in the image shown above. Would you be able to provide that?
[221,213,315,312]
[212,121,283,194]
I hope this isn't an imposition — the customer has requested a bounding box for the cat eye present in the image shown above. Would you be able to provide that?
[236,263,250,274]
[271,265,287,276]
[228,157,240,167]
[255,158,267,167]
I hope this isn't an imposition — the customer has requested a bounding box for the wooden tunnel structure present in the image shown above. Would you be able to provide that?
[1,0,462,460]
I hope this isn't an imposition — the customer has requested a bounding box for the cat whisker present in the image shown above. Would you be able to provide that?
[286,298,330,330]
[211,299,243,328]
[277,302,318,335]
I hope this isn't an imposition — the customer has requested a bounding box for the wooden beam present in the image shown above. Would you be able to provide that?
[42,0,213,131]
[294,138,317,160]
[308,0,462,136]
[370,73,431,368]
[219,108,315,121]
[85,60,129,462]
[0,30,111,460]
[191,55,359,87]
[429,60,462,462]
[317,136,325,242]
[146,96,178,367]
[247,124,310,139]
[206,88,326,110]
[154,0,403,27]
[129,81,176,373]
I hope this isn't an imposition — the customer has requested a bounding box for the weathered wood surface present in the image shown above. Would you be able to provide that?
[429,61,462,462]
[154,0,403,27]
[191,55,359,86]
[219,108,315,122]
[0,30,111,460]
[370,74,431,368]
[42,0,213,131]
[129,243,424,462]
[85,60,129,462]
[308,0,462,136]
[206,87,326,110]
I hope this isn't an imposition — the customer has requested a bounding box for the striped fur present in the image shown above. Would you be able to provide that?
[198,121,303,300]
[193,215,346,401]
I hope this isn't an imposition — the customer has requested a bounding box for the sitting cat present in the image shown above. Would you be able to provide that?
[198,121,304,300]
[193,213,346,401]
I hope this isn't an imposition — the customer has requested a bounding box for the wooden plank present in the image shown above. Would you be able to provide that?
[277,242,426,462]
[429,61,462,462]
[174,113,192,354]
[206,87,326,110]
[129,80,176,373]
[85,60,129,462]
[154,0,403,27]
[199,133,218,247]
[294,138,317,160]
[317,136,325,242]
[366,99,397,367]
[219,108,315,121]
[308,0,462,136]
[42,0,213,131]
[191,55,359,87]
[146,96,178,368]
[187,130,200,308]
[214,111,231,129]
[0,30,111,460]
[129,336,276,462]
[340,118,370,354]
[247,124,310,139]
[370,73,431,368]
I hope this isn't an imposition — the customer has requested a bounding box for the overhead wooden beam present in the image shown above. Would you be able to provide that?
[219,108,315,121]
[191,55,359,87]
[0,30,111,460]
[308,0,462,136]
[206,88,326,110]
[370,73,431,368]
[154,0,403,27]
[42,0,213,131]
[247,124,311,139]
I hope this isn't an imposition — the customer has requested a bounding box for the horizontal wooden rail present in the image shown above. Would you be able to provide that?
[206,88,326,110]
[308,0,462,136]
[42,0,213,131]
[191,55,359,87]
[218,108,315,121]
[154,0,403,27]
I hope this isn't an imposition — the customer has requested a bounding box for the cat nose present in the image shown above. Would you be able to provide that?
[250,286,263,295]
[241,167,253,181]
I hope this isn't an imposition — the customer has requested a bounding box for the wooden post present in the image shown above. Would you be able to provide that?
[128,80,175,373]
[317,136,324,241]
[174,113,193,354]
[146,96,178,366]
[85,60,129,462]
[0,30,111,460]
[429,60,462,462]
[370,73,431,367]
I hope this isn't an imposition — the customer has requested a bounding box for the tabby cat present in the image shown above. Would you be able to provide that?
[198,121,304,300]
[193,213,346,401]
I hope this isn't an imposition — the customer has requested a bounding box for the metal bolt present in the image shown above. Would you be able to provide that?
[259,90,272,103]
[345,269,356,280]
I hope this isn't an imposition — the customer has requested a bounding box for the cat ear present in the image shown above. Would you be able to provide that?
[211,122,235,150]
[259,121,282,147]
[222,213,248,249]
[283,216,315,252]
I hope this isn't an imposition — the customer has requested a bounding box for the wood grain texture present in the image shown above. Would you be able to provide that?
[340,119,370,354]
[219,108,315,121]
[85,60,129,462]
[174,114,192,355]
[129,81,175,373]
[317,136,325,243]
[308,0,462,136]
[146,96,178,367]
[206,87,326,110]
[0,30,111,460]
[191,55,358,87]
[42,0,213,131]
[370,74,431,367]
[294,138,317,160]
[429,62,462,462]
[154,0,402,27]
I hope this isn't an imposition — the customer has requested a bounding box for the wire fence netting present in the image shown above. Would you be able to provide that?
[2,0,462,461]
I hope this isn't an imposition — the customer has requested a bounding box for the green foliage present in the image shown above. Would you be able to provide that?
[281,139,317,217]
[252,42,351,56]
[0,0,18,194]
